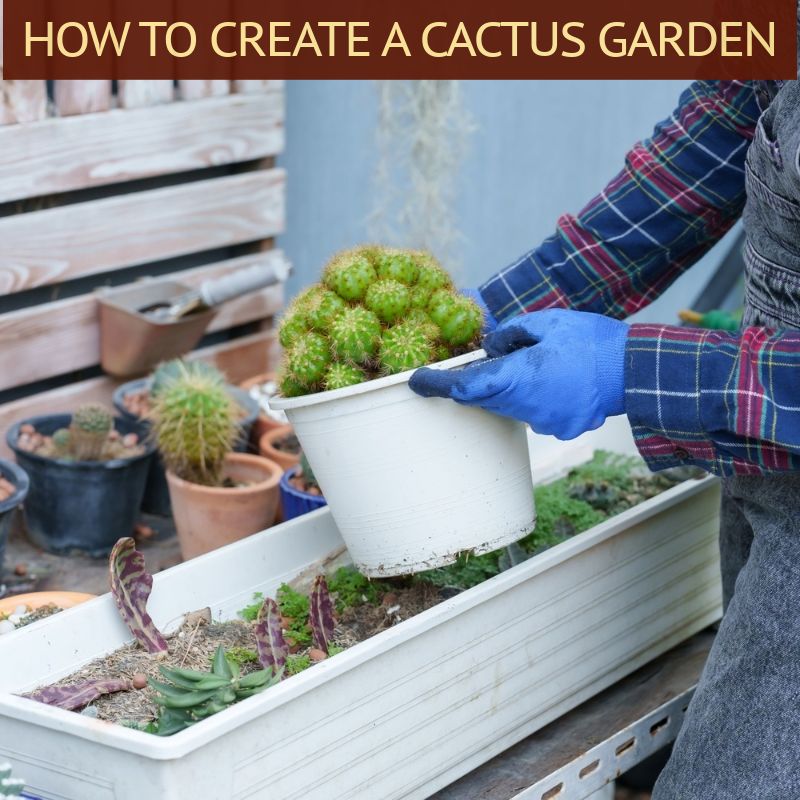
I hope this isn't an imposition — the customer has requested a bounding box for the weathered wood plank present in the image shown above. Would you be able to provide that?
[0,251,288,391]
[117,80,174,109]
[0,330,278,458]
[178,80,230,100]
[0,79,47,125]
[53,81,112,116]
[0,169,286,294]
[0,92,284,202]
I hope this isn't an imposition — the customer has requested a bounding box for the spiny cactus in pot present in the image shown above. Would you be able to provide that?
[276,245,483,398]
[69,403,113,460]
[149,361,238,487]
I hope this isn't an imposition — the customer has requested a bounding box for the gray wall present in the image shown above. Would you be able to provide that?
[278,80,739,324]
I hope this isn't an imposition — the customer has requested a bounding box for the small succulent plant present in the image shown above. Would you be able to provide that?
[0,763,24,799]
[149,360,239,486]
[69,403,113,460]
[147,646,282,736]
[277,245,483,397]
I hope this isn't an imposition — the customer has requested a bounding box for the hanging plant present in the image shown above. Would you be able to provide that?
[371,80,474,270]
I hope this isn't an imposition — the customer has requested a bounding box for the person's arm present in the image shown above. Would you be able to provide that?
[478,80,759,323]
[626,324,800,474]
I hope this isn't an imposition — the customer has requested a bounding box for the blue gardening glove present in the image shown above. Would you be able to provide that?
[461,288,497,334]
[410,308,629,440]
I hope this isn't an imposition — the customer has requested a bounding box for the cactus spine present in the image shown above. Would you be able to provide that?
[278,245,483,397]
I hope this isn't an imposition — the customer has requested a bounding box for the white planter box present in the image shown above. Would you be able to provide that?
[0,420,722,800]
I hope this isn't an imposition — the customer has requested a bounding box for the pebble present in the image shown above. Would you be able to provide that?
[122,433,138,447]
[19,424,35,435]
[13,605,27,616]
[7,614,20,625]
[308,648,328,662]
[132,673,148,690]
[0,620,16,635]
[381,592,398,606]
[13,564,27,577]
[80,706,99,718]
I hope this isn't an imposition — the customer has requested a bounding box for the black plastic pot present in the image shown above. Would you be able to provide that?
[0,459,29,576]
[7,415,155,557]
[113,378,259,516]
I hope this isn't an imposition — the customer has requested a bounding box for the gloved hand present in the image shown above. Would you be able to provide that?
[461,288,498,334]
[410,308,629,440]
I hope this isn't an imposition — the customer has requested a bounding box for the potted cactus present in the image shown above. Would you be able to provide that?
[0,461,28,579]
[6,405,153,556]
[270,245,536,577]
[279,452,327,521]
[149,361,283,560]
[113,360,260,516]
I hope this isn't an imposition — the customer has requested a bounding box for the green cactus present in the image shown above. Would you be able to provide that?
[324,362,367,391]
[323,249,378,302]
[380,322,436,374]
[328,307,381,364]
[51,428,72,456]
[277,245,480,397]
[69,403,113,461]
[375,249,419,285]
[0,763,25,798]
[151,359,223,399]
[147,646,281,736]
[150,361,239,486]
[364,279,411,325]
[284,331,331,390]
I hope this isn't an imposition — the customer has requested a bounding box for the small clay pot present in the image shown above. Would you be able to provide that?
[0,591,95,617]
[167,453,283,560]
[258,425,301,472]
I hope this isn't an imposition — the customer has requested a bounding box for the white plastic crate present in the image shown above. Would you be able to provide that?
[0,419,722,800]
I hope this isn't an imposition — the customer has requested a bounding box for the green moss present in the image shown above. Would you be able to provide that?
[218,647,259,667]
[237,592,264,622]
[277,583,312,648]
[285,654,312,676]
[328,566,379,612]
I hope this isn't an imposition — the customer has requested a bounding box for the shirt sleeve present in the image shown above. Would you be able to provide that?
[625,324,800,475]
[479,80,760,323]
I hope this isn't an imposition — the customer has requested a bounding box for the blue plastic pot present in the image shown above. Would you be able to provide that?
[7,415,155,557]
[0,459,29,576]
[279,466,327,521]
[113,379,259,516]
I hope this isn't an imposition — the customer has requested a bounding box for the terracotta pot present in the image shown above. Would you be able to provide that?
[258,425,301,472]
[0,591,96,616]
[239,372,287,442]
[167,453,283,560]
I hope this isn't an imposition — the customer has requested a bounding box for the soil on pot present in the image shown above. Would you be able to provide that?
[289,471,322,496]
[15,424,144,461]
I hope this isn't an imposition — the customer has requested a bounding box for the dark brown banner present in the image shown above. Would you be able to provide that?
[3,0,797,79]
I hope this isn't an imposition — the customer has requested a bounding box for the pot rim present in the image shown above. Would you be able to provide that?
[279,465,324,501]
[259,424,297,449]
[166,453,283,496]
[0,458,29,513]
[6,415,156,469]
[269,349,486,411]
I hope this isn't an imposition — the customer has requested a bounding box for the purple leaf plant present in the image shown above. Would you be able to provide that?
[254,597,288,675]
[309,575,335,654]
[109,537,168,654]
[26,678,133,711]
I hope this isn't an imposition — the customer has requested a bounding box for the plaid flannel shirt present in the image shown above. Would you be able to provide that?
[479,80,800,476]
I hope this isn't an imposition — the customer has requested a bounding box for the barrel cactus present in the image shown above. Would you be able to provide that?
[150,360,239,486]
[69,403,113,460]
[278,246,483,397]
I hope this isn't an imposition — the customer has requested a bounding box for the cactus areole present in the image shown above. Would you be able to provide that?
[277,246,483,398]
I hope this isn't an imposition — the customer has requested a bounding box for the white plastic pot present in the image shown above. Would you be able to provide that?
[270,350,536,576]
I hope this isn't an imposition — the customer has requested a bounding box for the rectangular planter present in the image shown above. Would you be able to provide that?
[0,420,722,800]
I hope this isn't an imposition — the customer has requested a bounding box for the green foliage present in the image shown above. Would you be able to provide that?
[278,245,480,398]
[69,403,113,461]
[238,592,264,622]
[0,763,25,798]
[285,653,312,676]
[223,647,260,668]
[146,646,281,736]
[277,583,312,648]
[419,551,502,590]
[299,453,319,491]
[328,566,379,612]
[150,360,238,486]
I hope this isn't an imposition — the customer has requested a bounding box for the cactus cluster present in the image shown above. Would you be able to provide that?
[0,764,24,799]
[149,360,239,486]
[278,246,483,397]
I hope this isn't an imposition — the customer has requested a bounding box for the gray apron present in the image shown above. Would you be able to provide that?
[653,78,800,798]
